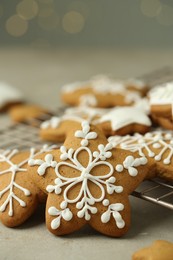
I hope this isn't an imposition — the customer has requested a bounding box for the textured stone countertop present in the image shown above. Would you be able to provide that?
[0,48,173,260]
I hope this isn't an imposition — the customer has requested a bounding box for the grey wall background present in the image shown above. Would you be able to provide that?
[0,0,173,48]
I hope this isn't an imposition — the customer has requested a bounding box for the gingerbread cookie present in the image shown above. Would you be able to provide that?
[125,78,149,96]
[132,240,173,260]
[0,145,56,227]
[95,106,151,136]
[40,106,151,143]
[28,121,150,237]
[108,130,173,181]
[8,104,51,123]
[61,76,143,108]
[0,82,23,112]
[149,82,173,129]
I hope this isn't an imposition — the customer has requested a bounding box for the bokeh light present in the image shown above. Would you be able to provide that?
[140,0,162,17]
[62,11,85,34]
[6,15,28,37]
[16,0,39,20]
[67,1,89,18]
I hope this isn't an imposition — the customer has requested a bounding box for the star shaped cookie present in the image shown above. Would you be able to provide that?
[28,121,150,237]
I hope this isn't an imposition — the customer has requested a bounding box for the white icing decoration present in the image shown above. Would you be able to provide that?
[97,107,151,131]
[0,82,22,109]
[48,206,73,230]
[61,81,90,93]
[75,121,97,147]
[108,131,173,165]
[101,203,125,229]
[31,132,125,228]
[45,144,123,223]
[133,98,150,115]
[65,107,108,122]
[115,156,147,177]
[79,94,98,107]
[61,75,142,105]
[149,82,173,105]
[0,145,57,217]
[41,115,83,129]
[29,154,57,176]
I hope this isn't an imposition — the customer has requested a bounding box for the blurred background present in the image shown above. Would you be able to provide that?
[0,0,173,108]
[0,0,173,48]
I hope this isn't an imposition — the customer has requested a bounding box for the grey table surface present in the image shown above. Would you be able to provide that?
[0,48,173,260]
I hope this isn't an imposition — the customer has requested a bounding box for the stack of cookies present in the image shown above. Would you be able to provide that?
[0,76,172,239]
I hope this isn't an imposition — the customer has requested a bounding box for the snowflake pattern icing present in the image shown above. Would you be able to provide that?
[109,131,173,165]
[30,122,148,230]
[0,145,57,217]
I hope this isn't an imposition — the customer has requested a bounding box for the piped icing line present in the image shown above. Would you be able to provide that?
[0,144,57,216]
[96,107,151,130]
[108,131,173,165]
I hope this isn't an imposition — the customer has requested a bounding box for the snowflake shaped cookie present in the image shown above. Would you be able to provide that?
[28,122,149,237]
[0,145,56,227]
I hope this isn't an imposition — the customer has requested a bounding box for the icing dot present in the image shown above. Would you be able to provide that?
[115,164,123,172]
[148,152,155,157]
[154,155,161,161]
[60,201,67,209]
[163,158,170,165]
[152,143,161,149]
[102,199,109,206]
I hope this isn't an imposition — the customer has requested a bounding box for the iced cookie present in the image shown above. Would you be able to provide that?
[125,78,149,96]
[0,145,56,227]
[8,104,51,123]
[40,106,151,143]
[0,82,23,112]
[132,240,173,260]
[149,82,173,130]
[108,131,173,181]
[28,121,149,237]
[61,76,143,108]
[95,106,151,136]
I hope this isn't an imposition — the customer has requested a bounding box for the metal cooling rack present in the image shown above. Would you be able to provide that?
[0,67,173,210]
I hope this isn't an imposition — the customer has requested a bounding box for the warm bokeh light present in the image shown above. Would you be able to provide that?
[6,15,28,37]
[16,0,39,20]
[67,1,89,18]
[62,11,85,34]
[140,0,161,17]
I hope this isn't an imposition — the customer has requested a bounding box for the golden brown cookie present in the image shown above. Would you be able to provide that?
[95,106,151,136]
[28,121,150,237]
[132,240,173,260]
[61,76,143,108]
[8,104,51,123]
[149,82,173,129]
[0,145,56,227]
[40,106,151,143]
[108,131,173,181]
